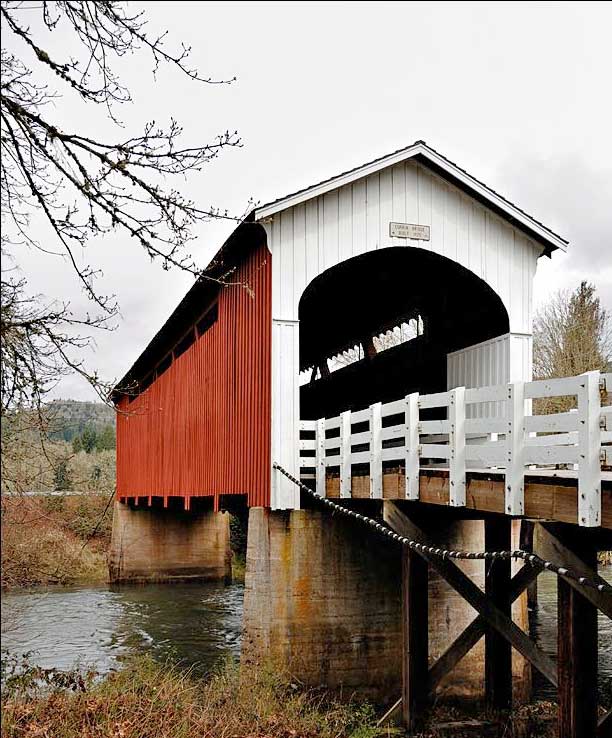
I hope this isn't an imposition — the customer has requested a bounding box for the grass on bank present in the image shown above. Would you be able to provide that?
[1,655,382,738]
[1,652,570,738]
[4,651,586,738]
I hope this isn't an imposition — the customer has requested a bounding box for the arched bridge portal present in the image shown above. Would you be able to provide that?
[299,247,509,421]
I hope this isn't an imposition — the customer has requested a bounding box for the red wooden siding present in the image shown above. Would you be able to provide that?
[116,242,272,508]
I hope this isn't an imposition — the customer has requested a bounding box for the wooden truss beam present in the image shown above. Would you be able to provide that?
[378,548,544,729]
[538,527,601,738]
[428,552,542,693]
[598,708,612,737]
[401,545,429,730]
[485,517,512,710]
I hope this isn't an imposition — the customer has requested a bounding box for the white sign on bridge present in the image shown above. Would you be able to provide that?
[389,222,430,241]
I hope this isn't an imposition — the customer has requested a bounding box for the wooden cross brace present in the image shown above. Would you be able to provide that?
[428,555,541,692]
[380,503,611,736]
[533,522,612,619]
[383,501,558,687]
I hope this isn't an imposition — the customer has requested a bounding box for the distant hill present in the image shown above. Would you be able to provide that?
[46,400,116,442]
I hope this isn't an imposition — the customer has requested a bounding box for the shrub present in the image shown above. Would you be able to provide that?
[1,496,109,588]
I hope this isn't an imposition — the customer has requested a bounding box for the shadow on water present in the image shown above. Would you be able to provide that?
[2,567,611,702]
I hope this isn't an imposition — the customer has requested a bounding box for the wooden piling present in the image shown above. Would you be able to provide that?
[401,545,429,730]
[557,538,598,738]
[485,517,513,711]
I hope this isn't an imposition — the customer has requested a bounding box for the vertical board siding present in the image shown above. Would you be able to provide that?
[116,242,272,507]
[446,333,533,418]
[265,159,541,510]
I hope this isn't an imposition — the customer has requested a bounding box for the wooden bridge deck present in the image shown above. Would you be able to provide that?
[318,468,612,529]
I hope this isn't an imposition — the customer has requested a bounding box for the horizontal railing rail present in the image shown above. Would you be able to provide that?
[299,370,611,527]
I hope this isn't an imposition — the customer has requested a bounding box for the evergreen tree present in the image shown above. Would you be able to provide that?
[72,435,83,454]
[53,459,72,491]
[81,425,98,454]
[96,424,116,452]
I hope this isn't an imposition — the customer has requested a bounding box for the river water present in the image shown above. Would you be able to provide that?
[1,582,244,678]
[2,571,611,701]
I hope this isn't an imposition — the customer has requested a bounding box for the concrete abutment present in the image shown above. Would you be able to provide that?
[108,500,232,583]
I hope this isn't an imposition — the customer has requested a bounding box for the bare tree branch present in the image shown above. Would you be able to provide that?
[1,0,245,412]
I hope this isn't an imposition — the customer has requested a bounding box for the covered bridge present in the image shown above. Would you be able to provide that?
[110,141,612,738]
[112,140,572,512]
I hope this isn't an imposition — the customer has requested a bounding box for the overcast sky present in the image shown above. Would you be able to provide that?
[10,1,612,401]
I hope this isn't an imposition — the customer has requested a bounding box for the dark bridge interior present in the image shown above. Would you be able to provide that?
[298,247,509,420]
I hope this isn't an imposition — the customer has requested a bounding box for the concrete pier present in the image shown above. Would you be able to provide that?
[241,507,530,703]
[241,506,402,701]
[108,501,232,583]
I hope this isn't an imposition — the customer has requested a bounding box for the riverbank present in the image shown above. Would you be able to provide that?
[4,575,609,737]
[1,655,381,738]
[1,496,248,589]
[1,654,568,738]
[1,494,112,589]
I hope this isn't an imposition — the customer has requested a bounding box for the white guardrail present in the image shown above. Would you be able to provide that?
[299,371,611,528]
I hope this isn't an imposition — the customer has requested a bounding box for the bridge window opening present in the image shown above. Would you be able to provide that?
[155,353,173,378]
[373,316,424,353]
[174,328,195,360]
[299,317,425,387]
[196,301,218,338]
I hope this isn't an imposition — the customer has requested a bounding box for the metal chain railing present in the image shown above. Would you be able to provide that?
[273,463,612,596]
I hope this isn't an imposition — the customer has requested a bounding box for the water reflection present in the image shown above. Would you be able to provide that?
[529,568,612,703]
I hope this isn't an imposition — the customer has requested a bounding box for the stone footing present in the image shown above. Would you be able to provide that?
[108,500,231,583]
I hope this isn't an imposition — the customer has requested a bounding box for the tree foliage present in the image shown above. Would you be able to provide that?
[534,281,610,378]
[53,458,72,491]
[533,281,611,412]
[1,0,242,409]
[71,422,114,454]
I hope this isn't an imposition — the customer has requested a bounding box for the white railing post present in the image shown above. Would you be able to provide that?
[405,392,420,499]
[505,381,525,515]
[370,402,383,499]
[340,410,352,498]
[448,387,466,506]
[315,417,326,497]
[577,370,601,527]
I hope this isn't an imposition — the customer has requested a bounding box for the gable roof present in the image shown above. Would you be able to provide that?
[113,142,568,401]
[253,140,568,254]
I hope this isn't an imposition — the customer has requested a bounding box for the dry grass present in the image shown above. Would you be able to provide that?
[0,654,570,738]
[1,495,110,589]
[1,656,382,738]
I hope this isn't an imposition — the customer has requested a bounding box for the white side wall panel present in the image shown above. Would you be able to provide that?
[447,333,533,418]
[509,333,533,382]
